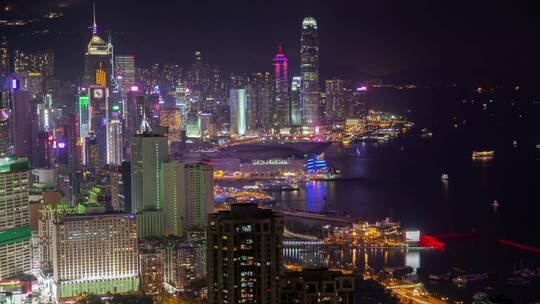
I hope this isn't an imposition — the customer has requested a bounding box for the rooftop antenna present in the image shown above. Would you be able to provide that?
[92,3,97,34]
[278,42,283,54]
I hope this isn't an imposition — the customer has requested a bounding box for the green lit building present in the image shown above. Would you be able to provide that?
[161,161,214,236]
[130,117,169,212]
[0,157,31,280]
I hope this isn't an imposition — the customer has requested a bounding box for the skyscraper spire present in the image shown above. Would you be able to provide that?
[278,43,283,55]
[92,3,97,34]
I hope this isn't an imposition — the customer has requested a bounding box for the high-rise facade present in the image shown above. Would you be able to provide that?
[88,85,109,167]
[207,204,283,304]
[0,37,10,89]
[290,76,302,126]
[246,72,273,131]
[130,121,169,212]
[300,17,320,127]
[273,45,290,128]
[229,88,247,136]
[51,213,139,300]
[115,55,135,98]
[0,157,31,280]
[162,161,214,236]
[325,78,347,124]
[11,90,33,159]
[13,49,54,78]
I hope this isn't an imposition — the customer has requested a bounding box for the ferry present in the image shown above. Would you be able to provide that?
[452,273,489,284]
[472,150,495,159]
[420,128,433,138]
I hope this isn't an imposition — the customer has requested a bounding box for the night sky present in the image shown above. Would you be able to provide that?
[2,0,540,84]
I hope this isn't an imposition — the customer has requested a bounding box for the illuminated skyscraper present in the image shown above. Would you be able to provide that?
[130,118,169,212]
[13,49,54,78]
[88,85,109,167]
[246,72,273,131]
[290,76,302,126]
[115,55,135,98]
[0,37,10,88]
[207,204,283,304]
[229,88,247,136]
[300,17,320,127]
[159,107,182,144]
[325,78,347,124]
[273,44,290,128]
[0,157,31,280]
[84,6,112,87]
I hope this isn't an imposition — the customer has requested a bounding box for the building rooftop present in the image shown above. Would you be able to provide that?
[0,157,30,173]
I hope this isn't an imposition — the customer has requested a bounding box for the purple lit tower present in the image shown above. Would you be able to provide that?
[273,44,290,128]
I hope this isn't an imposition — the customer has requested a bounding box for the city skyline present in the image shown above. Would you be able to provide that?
[2,0,540,83]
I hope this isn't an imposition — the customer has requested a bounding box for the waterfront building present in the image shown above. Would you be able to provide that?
[162,161,214,236]
[273,45,290,128]
[246,72,273,131]
[130,118,169,212]
[290,76,302,126]
[300,17,320,127]
[51,212,139,301]
[207,203,283,304]
[281,268,356,304]
[0,157,31,280]
[229,88,247,136]
[325,78,347,124]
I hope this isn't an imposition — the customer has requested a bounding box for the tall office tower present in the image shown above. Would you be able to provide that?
[290,76,302,126]
[115,55,135,98]
[229,88,247,136]
[245,72,273,131]
[0,37,9,89]
[0,157,31,280]
[159,107,182,144]
[185,111,201,139]
[130,119,169,212]
[208,204,283,304]
[88,85,109,167]
[15,71,43,98]
[51,213,139,300]
[161,161,213,236]
[300,17,320,127]
[13,49,54,78]
[281,268,356,304]
[349,87,368,119]
[325,78,347,124]
[63,113,80,169]
[107,111,123,166]
[11,90,33,159]
[0,93,10,157]
[85,134,99,176]
[273,44,290,128]
[84,7,112,87]
[78,94,90,146]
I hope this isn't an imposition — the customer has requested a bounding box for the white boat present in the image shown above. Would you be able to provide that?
[441,173,449,181]
[472,150,495,159]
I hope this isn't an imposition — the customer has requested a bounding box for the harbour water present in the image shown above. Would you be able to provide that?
[277,135,540,302]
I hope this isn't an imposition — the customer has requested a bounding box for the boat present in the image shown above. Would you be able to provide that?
[452,273,489,284]
[441,173,449,181]
[472,150,495,159]
[492,200,499,210]
[355,148,361,157]
[420,128,433,138]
